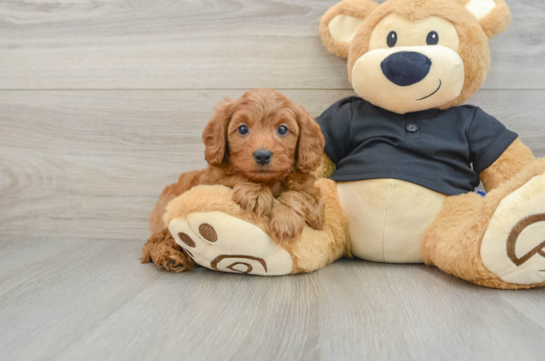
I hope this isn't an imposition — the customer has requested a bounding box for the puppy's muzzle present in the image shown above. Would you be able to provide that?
[381,51,432,86]
[253,148,272,165]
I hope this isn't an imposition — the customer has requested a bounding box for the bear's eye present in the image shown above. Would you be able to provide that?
[238,124,249,135]
[387,31,397,47]
[277,124,288,136]
[426,31,439,45]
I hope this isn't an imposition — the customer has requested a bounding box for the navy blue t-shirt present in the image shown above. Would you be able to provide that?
[316,97,518,196]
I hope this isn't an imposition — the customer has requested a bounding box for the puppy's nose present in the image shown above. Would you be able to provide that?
[381,51,432,86]
[253,149,272,165]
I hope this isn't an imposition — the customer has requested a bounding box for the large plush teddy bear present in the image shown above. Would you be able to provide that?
[156,0,545,289]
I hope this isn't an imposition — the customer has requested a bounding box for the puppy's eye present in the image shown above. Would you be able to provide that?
[387,31,397,47]
[426,31,439,45]
[277,125,288,136]
[238,124,249,135]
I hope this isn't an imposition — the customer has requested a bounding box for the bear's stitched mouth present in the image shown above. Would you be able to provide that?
[416,79,442,101]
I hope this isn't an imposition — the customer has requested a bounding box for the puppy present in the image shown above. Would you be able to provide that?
[142,89,325,272]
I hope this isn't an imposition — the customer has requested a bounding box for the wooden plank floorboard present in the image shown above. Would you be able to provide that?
[0,244,543,361]
[0,0,543,90]
[0,237,87,278]
[51,267,321,361]
[500,291,545,330]
[317,260,545,361]
[0,240,159,361]
[1,89,544,241]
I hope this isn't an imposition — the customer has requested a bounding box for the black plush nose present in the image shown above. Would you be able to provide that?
[253,148,272,165]
[381,51,432,86]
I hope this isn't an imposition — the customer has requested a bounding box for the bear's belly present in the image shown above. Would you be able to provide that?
[337,179,447,263]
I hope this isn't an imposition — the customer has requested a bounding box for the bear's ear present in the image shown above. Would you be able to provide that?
[465,0,512,38]
[320,0,378,58]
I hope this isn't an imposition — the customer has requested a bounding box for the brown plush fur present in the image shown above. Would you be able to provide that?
[142,89,326,271]
[320,0,511,109]
[149,170,207,235]
[319,0,378,58]
[480,138,536,192]
[422,158,545,289]
[314,153,337,179]
[474,0,512,38]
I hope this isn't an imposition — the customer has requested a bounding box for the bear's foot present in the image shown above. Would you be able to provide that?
[168,211,293,276]
[481,173,545,285]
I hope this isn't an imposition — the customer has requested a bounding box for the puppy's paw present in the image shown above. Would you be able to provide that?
[142,230,196,273]
[232,184,273,217]
[154,246,192,273]
[253,191,275,217]
[269,204,306,245]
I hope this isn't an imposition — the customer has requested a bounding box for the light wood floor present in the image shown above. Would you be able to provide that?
[0,1,544,360]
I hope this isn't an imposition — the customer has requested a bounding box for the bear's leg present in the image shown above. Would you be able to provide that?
[422,159,545,289]
[163,179,349,276]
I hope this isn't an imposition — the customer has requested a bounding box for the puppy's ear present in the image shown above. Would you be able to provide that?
[320,0,378,58]
[465,0,511,38]
[202,98,235,166]
[292,105,325,174]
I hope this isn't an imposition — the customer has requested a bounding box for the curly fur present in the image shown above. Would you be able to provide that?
[141,229,198,273]
[142,89,326,271]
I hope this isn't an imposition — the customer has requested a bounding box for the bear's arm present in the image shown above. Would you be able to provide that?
[479,138,535,192]
[313,153,336,179]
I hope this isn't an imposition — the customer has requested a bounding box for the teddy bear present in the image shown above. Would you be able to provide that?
[157,0,545,289]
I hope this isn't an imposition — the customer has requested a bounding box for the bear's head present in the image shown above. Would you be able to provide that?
[320,0,512,114]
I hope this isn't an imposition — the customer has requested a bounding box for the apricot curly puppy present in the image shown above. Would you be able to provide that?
[141,89,326,272]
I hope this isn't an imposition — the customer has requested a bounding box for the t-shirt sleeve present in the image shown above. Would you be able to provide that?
[315,97,353,164]
[468,107,518,173]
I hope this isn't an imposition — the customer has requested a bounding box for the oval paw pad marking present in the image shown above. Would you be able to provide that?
[211,255,268,274]
[198,223,218,242]
[507,213,545,266]
[178,232,196,248]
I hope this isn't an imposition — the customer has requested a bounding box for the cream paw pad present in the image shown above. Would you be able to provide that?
[168,211,293,276]
[481,173,545,285]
